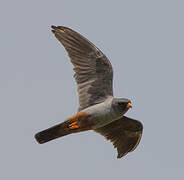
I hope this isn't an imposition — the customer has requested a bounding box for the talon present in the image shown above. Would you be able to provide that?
[69,125,79,129]
[69,121,79,129]
[69,121,78,126]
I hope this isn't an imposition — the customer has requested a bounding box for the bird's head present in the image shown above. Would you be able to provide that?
[112,98,132,115]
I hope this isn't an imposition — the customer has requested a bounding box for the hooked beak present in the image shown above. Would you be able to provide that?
[126,102,132,108]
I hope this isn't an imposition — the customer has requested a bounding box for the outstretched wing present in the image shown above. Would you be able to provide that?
[94,116,143,158]
[52,26,113,111]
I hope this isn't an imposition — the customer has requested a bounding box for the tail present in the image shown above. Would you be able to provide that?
[35,121,72,144]
[35,112,92,144]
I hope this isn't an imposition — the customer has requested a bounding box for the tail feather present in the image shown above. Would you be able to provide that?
[35,121,71,144]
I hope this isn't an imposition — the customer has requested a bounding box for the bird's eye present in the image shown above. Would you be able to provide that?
[118,102,125,106]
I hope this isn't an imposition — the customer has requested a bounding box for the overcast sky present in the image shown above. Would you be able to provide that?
[0,0,184,179]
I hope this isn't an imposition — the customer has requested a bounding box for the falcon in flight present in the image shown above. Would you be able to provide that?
[35,26,143,158]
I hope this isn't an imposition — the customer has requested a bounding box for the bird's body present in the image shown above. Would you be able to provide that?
[35,26,143,158]
[83,97,121,129]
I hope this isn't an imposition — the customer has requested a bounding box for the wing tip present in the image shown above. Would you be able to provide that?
[51,25,72,32]
[117,154,121,159]
[117,151,128,159]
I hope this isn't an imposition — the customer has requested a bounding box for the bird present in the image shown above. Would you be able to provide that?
[35,26,143,159]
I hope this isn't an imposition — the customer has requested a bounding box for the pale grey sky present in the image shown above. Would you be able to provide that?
[0,0,184,179]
